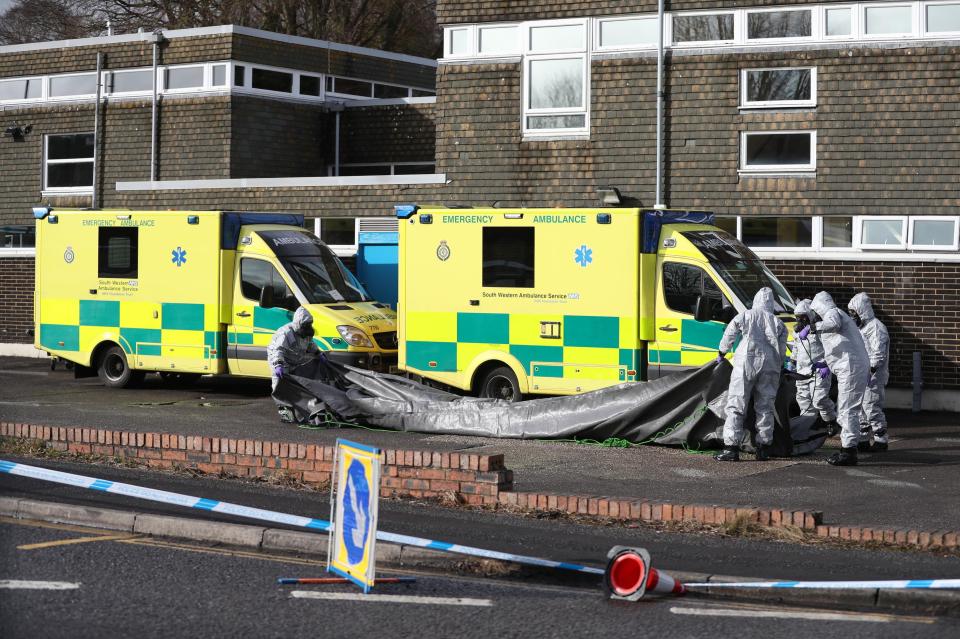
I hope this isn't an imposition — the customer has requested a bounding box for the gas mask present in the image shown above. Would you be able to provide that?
[849,310,863,328]
[794,315,809,331]
[299,323,315,338]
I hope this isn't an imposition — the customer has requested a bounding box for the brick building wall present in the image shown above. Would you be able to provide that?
[767,260,960,390]
[230,97,329,178]
[340,103,437,165]
[0,257,34,344]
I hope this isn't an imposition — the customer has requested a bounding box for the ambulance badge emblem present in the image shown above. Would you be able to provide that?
[436,241,451,261]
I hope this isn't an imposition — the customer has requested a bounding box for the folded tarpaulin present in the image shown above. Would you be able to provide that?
[272,358,826,457]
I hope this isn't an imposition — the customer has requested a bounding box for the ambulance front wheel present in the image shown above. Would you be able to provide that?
[479,366,521,402]
[97,345,144,388]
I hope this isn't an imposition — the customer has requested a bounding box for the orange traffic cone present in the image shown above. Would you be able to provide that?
[603,546,686,601]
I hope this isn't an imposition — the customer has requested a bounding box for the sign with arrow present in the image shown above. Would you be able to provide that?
[328,439,381,592]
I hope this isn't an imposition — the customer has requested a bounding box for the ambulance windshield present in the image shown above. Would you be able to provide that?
[681,230,795,313]
[257,231,371,304]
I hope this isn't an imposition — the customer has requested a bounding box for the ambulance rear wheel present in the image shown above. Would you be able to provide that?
[479,366,521,402]
[97,345,143,388]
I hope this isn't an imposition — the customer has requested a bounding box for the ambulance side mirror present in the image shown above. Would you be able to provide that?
[693,296,711,323]
[259,285,276,309]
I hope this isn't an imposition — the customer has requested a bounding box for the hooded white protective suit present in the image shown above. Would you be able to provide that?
[848,292,890,445]
[719,288,787,448]
[267,307,320,391]
[810,292,870,449]
[792,299,837,423]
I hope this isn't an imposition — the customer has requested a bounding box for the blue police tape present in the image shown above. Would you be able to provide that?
[685,579,960,590]
[0,459,604,576]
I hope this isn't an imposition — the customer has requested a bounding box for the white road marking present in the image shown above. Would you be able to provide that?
[0,580,80,590]
[669,606,929,624]
[0,370,49,377]
[290,591,492,607]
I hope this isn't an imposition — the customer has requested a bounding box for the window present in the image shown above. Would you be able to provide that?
[447,27,472,57]
[859,217,907,249]
[49,73,97,97]
[909,217,959,250]
[165,66,204,90]
[825,7,854,37]
[927,2,960,33]
[714,216,738,236]
[523,22,588,135]
[374,83,408,99]
[741,131,816,172]
[109,69,152,94]
[252,68,292,93]
[211,64,227,87]
[864,4,914,35]
[234,65,246,87]
[98,227,138,279]
[478,25,520,55]
[0,77,41,101]
[663,262,728,320]
[330,77,373,98]
[317,218,358,251]
[741,217,813,248]
[299,75,321,96]
[671,13,735,43]
[822,217,854,248]
[44,133,94,192]
[742,68,815,107]
[240,258,294,306]
[483,227,534,288]
[393,163,436,175]
[1,224,35,249]
[597,17,658,49]
[411,88,436,97]
[747,9,812,39]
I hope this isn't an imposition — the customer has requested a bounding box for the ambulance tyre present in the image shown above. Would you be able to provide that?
[97,345,144,388]
[479,365,521,402]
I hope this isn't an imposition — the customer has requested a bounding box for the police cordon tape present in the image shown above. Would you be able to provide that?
[685,579,960,590]
[0,459,603,576]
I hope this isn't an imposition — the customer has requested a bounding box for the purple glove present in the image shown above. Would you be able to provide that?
[273,365,285,378]
[716,351,725,364]
[798,325,811,340]
[812,361,830,379]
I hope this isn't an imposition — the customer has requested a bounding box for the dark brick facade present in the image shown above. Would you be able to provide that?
[0,257,34,344]
[340,103,437,165]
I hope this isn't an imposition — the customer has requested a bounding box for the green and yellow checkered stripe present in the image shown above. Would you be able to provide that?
[39,298,223,373]
[405,312,643,383]
[648,318,727,368]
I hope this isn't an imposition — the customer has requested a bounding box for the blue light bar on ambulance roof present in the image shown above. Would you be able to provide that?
[395,204,419,219]
[641,209,715,254]
[32,206,52,219]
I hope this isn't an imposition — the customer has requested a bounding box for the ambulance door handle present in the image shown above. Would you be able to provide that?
[659,324,678,332]
[236,311,251,318]
[469,300,479,306]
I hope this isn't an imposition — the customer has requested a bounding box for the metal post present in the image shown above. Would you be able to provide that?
[92,52,102,209]
[912,351,923,412]
[334,110,341,176]
[654,0,665,209]
[150,33,161,181]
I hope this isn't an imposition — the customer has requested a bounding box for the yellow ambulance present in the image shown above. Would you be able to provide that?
[396,205,795,400]
[34,208,397,387]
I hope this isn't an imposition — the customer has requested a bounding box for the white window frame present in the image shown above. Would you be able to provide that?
[743,6,816,43]
[924,0,960,36]
[740,130,817,173]
[738,215,816,253]
[314,217,359,257]
[105,68,155,96]
[667,10,737,47]
[444,26,476,59]
[818,216,857,252]
[907,215,960,250]
[247,63,296,95]
[861,2,919,39]
[161,64,208,93]
[740,67,817,109]
[821,4,859,40]
[42,132,95,195]
[857,216,908,249]
[593,15,659,52]
[476,23,521,57]
[522,18,590,138]
[0,74,46,103]
[46,71,98,101]
[326,75,376,99]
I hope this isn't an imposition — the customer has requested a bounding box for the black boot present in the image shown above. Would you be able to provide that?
[857,440,872,453]
[826,421,840,437]
[714,446,739,462]
[871,442,888,452]
[828,447,858,466]
[755,445,769,462]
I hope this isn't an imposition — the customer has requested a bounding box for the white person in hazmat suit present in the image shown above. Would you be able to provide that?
[848,292,890,452]
[714,287,787,463]
[267,307,322,422]
[790,299,840,436]
[808,291,871,466]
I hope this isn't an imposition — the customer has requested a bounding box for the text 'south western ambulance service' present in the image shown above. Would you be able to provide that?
[33,208,397,387]
[395,205,796,400]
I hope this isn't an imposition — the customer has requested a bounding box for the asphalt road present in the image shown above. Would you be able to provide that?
[3,455,960,584]
[2,518,956,639]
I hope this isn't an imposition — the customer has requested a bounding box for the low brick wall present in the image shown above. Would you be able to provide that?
[0,422,511,506]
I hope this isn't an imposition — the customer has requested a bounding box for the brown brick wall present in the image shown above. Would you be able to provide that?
[766,260,960,390]
[230,97,329,178]
[340,103,436,165]
[0,257,34,344]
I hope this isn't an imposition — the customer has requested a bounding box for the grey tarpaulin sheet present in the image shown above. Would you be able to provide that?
[273,358,826,457]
